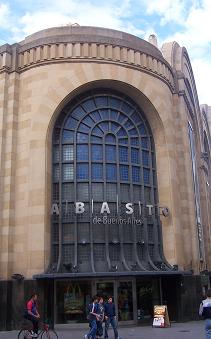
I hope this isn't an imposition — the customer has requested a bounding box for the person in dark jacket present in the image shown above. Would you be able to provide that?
[96,297,104,339]
[199,288,211,339]
[104,296,119,339]
[85,295,99,339]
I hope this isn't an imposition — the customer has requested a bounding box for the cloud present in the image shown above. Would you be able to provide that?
[2,0,144,42]
[191,58,211,105]
[0,3,10,27]
[144,0,189,25]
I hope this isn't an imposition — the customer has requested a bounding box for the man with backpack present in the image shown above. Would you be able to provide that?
[199,288,211,338]
[85,295,99,339]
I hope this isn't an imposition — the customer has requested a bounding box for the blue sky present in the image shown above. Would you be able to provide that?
[0,0,211,105]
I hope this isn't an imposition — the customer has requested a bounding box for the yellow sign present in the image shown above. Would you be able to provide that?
[152,305,170,328]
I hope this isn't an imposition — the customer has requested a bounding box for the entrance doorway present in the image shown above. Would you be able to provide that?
[94,279,135,324]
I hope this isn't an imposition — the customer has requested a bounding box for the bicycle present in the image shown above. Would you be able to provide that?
[17,319,58,339]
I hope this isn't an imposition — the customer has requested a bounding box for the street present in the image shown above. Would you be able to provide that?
[0,321,205,339]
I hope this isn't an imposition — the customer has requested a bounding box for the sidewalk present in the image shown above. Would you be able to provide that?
[0,321,205,339]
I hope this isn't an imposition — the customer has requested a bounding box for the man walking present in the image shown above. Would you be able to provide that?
[85,295,99,339]
[199,289,211,339]
[104,296,119,339]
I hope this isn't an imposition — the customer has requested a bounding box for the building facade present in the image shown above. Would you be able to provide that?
[0,26,210,330]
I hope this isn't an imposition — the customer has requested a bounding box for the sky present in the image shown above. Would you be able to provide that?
[0,0,211,105]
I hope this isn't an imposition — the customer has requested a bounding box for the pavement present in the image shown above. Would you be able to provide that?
[0,321,205,339]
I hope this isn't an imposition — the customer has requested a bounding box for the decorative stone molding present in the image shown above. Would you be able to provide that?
[0,26,176,92]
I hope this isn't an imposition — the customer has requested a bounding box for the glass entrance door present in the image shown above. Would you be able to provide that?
[96,282,114,301]
[94,280,135,324]
[118,281,134,322]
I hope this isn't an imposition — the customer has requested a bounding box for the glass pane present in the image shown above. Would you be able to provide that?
[109,244,120,261]
[92,183,103,200]
[118,281,133,321]
[92,164,103,179]
[77,164,89,179]
[143,168,150,184]
[138,124,147,135]
[65,117,78,129]
[124,119,134,129]
[91,135,102,143]
[92,145,103,161]
[131,148,139,164]
[71,105,86,119]
[121,101,133,114]
[83,116,94,127]
[105,134,116,143]
[133,185,142,202]
[99,109,109,120]
[110,97,121,109]
[96,282,114,301]
[131,138,139,146]
[132,166,140,183]
[92,126,104,136]
[90,110,101,122]
[106,183,117,201]
[63,164,74,181]
[63,145,74,161]
[106,164,117,181]
[110,110,118,121]
[131,112,142,124]
[120,165,129,181]
[141,137,149,149]
[62,183,74,200]
[117,128,127,137]
[128,128,138,136]
[56,281,92,323]
[82,98,96,112]
[63,225,75,243]
[77,132,88,142]
[77,145,88,161]
[78,123,90,133]
[53,183,59,201]
[110,122,119,133]
[118,113,127,124]
[95,96,108,107]
[62,245,74,264]
[77,183,89,201]
[93,244,106,261]
[120,184,130,202]
[119,138,128,145]
[119,146,128,162]
[62,130,74,143]
[53,145,60,162]
[142,151,149,166]
[77,223,90,242]
[99,121,109,133]
[144,187,151,203]
[106,145,116,161]
[54,164,60,181]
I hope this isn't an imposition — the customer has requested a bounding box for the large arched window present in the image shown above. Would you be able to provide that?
[51,89,170,274]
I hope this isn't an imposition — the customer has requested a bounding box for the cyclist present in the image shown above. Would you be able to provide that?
[24,293,40,337]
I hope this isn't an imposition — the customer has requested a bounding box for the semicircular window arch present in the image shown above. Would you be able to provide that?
[51,90,170,274]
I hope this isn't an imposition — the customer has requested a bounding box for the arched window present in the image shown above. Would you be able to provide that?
[51,89,170,274]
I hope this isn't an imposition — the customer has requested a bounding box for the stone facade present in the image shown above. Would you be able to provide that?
[0,26,210,329]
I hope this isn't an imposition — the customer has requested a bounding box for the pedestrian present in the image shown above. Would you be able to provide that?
[96,297,104,339]
[85,295,99,339]
[104,296,119,339]
[24,293,40,337]
[199,288,211,339]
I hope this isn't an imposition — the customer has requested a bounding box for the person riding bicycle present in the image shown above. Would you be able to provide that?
[24,293,40,337]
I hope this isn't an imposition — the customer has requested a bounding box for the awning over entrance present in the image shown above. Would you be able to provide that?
[33,270,189,279]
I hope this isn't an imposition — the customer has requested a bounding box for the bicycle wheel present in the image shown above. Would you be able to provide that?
[41,329,58,339]
[17,329,32,339]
